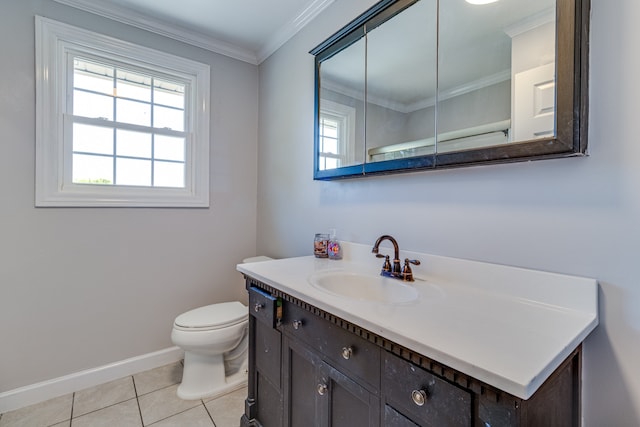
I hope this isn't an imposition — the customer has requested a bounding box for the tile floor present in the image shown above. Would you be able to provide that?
[0,362,246,427]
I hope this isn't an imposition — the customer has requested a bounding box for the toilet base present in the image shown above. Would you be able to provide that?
[177,352,248,400]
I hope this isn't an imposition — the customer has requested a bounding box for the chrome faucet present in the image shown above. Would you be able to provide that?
[371,235,420,281]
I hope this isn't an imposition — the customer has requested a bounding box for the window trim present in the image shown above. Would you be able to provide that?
[35,16,210,207]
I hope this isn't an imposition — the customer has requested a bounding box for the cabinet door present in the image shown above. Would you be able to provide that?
[245,286,282,427]
[283,337,323,427]
[254,320,282,426]
[318,360,380,427]
[284,337,380,427]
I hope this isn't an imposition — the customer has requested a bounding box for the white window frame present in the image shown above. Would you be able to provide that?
[319,100,356,170]
[35,16,210,207]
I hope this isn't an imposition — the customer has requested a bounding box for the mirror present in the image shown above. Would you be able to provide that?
[311,0,588,179]
[318,37,366,172]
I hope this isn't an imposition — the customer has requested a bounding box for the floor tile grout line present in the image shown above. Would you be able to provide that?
[202,400,218,427]
[136,381,182,398]
[70,391,75,421]
[132,375,145,426]
[70,396,139,420]
[144,403,206,427]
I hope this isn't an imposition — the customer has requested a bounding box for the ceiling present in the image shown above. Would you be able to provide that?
[52,0,336,64]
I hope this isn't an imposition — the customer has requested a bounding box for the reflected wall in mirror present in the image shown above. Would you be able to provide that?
[311,0,588,180]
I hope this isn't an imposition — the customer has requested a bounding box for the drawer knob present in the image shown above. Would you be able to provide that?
[317,383,328,396]
[341,346,353,360]
[254,303,264,312]
[411,389,428,406]
[293,320,303,330]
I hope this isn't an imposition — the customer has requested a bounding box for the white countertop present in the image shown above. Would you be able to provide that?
[237,242,598,399]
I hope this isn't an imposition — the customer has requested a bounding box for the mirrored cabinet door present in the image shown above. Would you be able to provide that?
[318,37,366,174]
[364,0,437,167]
[436,0,556,155]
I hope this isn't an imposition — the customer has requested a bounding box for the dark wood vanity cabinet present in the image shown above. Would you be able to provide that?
[242,279,582,427]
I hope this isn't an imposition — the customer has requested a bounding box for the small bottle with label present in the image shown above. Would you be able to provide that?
[327,229,342,260]
[314,233,329,258]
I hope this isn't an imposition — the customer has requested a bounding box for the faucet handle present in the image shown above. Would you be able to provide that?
[401,258,420,281]
[381,255,392,272]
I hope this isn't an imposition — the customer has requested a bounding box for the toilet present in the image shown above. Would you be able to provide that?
[171,256,272,400]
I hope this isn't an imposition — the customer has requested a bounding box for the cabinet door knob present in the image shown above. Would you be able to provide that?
[411,389,428,406]
[254,302,264,312]
[317,383,328,396]
[341,346,353,360]
[292,320,303,330]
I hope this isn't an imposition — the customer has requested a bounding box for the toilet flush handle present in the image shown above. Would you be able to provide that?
[254,302,264,312]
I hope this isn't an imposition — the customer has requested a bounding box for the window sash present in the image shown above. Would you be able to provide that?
[63,114,190,189]
[35,16,210,207]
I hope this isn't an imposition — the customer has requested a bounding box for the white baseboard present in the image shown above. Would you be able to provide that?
[0,346,184,414]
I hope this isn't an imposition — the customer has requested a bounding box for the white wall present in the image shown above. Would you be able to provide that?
[257,0,640,424]
[0,2,258,393]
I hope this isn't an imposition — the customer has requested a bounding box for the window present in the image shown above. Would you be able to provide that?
[35,17,210,207]
[318,100,355,171]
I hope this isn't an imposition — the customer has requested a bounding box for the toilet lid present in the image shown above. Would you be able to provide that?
[174,302,247,330]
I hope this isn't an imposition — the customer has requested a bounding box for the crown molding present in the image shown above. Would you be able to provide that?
[52,0,259,64]
[53,0,335,65]
[504,7,555,38]
[258,0,336,63]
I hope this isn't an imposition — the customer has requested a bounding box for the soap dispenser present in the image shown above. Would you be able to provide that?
[327,229,342,260]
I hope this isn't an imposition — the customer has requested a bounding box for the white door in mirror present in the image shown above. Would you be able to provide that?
[513,62,556,140]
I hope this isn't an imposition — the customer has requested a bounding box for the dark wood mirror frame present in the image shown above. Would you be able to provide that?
[311,0,589,180]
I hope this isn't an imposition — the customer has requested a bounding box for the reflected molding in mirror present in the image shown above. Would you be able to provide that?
[311,0,589,180]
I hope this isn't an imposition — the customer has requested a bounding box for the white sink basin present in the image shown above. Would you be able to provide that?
[308,270,419,304]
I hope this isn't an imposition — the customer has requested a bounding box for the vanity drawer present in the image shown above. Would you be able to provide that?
[383,352,472,427]
[282,301,380,390]
[248,286,277,328]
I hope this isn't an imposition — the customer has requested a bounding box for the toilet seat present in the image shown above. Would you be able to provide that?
[174,302,247,331]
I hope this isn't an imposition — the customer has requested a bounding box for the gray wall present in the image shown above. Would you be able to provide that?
[0,2,258,392]
[257,0,640,425]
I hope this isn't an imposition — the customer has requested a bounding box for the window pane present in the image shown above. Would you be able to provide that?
[322,138,338,155]
[73,154,113,184]
[73,124,113,155]
[74,90,113,120]
[74,59,114,95]
[322,122,338,139]
[116,158,151,186]
[324,157,338,169]
[116,129,151,158]
[154,161,185,188]
[117,70,151,102]
[116,98,150,126]
[155,135,185,161]
[154,105,184,131]
[154,80,184,108]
